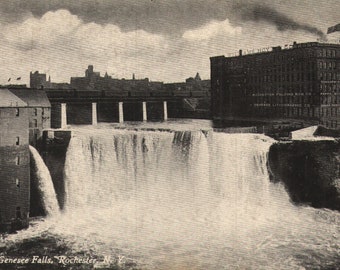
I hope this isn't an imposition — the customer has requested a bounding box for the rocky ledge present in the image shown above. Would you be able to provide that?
[268,139,340,211]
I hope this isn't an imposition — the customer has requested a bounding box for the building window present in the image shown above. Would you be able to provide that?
[15,108,19,117]
[16,137,20,145]
[15,156,20,165]
[34,108,38,116]
[16,178,20,188]
[34,119,38,128]
[16,207,21,219]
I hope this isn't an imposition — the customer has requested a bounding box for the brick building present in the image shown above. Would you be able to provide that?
[0,89,30,231]
[9,89,51,147]
[211,41,340,129]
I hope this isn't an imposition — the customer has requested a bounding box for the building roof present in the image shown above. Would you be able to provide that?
[212,41,340,60]
[10,88,51,107]
[0,89,27,107]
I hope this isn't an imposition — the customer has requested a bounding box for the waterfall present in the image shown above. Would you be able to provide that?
[11,128,339,270]
[64,130,281,214]
[29,146,60,216]
[61,130,299,267]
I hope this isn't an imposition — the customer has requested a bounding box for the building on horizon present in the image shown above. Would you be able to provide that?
[30,71,71,90]
[0,89,30,232]
[30,65,210,98]
[210,41,340,130]
[70,65,164,94]
[163,72,210,95]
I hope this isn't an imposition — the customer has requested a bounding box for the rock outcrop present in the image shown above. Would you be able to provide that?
[268,140,340,211]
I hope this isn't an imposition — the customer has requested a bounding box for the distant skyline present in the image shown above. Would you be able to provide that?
[0,0,338,85]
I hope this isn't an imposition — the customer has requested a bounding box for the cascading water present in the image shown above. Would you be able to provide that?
[29,146,60,216]
[56,128,338,269]
[5,125,339,270]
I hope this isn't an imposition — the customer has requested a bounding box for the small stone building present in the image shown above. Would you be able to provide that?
[10,88,51,147]
[0,89,30,231]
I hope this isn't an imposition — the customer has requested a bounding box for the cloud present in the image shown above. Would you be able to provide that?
[2,9,165,51]
[0,9,243,84]
[0,9,171,84]
[182,19,242,41]
[0,0,337,38]
[0,0,234,36]
[0,1,336,85]
[2,10,81,50]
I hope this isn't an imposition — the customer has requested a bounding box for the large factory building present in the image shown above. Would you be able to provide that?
[211,41,340,129]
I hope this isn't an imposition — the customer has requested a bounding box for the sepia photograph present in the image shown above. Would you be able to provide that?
[0,0,339,269]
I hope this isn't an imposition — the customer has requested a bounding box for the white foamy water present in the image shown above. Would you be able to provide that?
[6,126,340,270]
[29,146,60,216]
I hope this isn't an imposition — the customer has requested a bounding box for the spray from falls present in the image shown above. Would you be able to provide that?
[29,146,60,217]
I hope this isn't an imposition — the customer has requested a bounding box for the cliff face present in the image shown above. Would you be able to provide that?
[40,130,71,210]
[268,140,340,211]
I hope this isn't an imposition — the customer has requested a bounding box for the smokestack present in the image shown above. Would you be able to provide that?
[239,49,243,56]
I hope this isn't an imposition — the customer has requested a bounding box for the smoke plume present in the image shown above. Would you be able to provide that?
[237,4,326,40]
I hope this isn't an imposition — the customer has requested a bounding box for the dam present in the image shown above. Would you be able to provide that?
[2,121,340,270]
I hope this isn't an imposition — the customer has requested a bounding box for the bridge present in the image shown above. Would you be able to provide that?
[45,89,211,128]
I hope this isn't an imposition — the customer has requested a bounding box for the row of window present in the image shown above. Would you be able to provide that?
[244,70,340,84]
[252,92,313,96]
[246,84,340,94]
[251,95,340,105]
[248,86,317,94]
[319,72,339,81]
[252,95,318,104]
[231,62,316,76]
[245,61,316,73]
[320,83,340,92]
[321,96,340,104]
[228,69,339,85]
[244,72,318,84]
[15,108,49,117]
[321,107,339,117]
[318,61,337,70]
[251,105,340,118]
[317,49,337,58]
[252,106,319,118]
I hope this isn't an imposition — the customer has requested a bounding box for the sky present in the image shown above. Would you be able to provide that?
[0,0,338,85]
